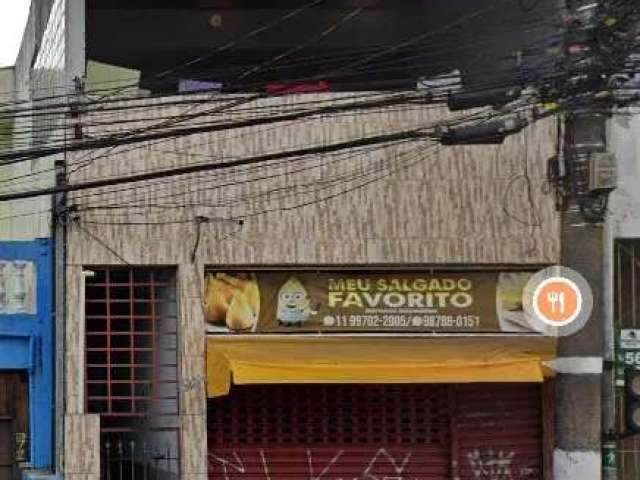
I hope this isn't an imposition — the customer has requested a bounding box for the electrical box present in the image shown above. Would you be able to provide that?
[589,152,617,193]
[567,112,607,153]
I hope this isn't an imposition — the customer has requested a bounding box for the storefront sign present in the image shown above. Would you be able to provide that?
[204,270,539,333]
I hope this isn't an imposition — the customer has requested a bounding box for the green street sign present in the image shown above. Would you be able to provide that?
[603,440,617,470]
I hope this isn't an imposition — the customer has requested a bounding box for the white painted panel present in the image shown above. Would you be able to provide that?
[554,449,601,480]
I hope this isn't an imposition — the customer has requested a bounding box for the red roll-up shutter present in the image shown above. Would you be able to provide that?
[208,384,452,479]
[453,384,543,480]
[207,383,544,480]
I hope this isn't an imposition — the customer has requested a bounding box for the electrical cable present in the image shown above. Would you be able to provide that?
[0,0,564,118]
[66,106,540,224]
[79,142,436,226]
[63,102,507,205]
[66,104,543,224]
[75,138,422,213]
[74,221,131,265]
[0,92,427,166]
[0,125,434,203]
[0,2,632,197]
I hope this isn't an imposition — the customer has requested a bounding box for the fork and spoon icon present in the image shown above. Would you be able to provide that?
[547,291,566,314]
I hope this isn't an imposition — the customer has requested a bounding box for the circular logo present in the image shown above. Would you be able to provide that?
[532,277,582,327]
[522,266,593,337]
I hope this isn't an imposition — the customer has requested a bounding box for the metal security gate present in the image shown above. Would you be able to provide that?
[454,384,544,480]
[208,385,451,479]
[84,267,181,480]
[208,384,544,480]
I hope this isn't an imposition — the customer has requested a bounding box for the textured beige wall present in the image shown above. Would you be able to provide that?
[67,93,560,265]
[64,93,560,477]
[64,414,100,480]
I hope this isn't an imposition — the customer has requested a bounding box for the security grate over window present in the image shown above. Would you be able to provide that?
[84,267,180,479]
[85,267,179,427]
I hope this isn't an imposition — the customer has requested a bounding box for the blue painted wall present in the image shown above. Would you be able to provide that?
[0,238,53,470]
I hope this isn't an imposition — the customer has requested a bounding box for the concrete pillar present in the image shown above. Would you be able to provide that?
[178,263,209,479]
[554,210,604,480]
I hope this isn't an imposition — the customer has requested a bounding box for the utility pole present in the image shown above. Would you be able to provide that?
[555,110,607,480]
[53,75,85,476]
[53,155,66,475]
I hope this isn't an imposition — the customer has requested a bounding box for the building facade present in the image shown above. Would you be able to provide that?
[61,92,561,479]
[0,239,54,479]
[1,62,56,480]
[0,1,84,478]
[9,1,630,479]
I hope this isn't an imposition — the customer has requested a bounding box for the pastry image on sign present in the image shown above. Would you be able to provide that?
[276,277,317,325]
[496,272,533,332]
[204,273,260,331]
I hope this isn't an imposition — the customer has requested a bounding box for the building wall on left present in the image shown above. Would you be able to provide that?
[0,239,54,471]
[0,0,85,476]
[1,0,84,241]
[0,62,49,241]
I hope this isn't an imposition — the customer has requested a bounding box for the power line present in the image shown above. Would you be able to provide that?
[74,138,421,212]
[63,102,506,205]
[0,0,562,119]
[0,126,433,203]
[0,92,424,166]
[78,142,437,227]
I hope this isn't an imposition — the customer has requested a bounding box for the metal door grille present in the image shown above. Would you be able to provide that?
[454,384,543,480]
[208,384,544,480]
[84,267,180,479]
[208,384,452,479]
[101,430,180,480]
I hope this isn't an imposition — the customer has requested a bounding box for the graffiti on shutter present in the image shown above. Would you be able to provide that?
[208,447,448,479]
[454,385,543,480]
[208,385,451,479]
[208,384,544,480]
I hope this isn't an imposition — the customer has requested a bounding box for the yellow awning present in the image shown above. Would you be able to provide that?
[206,336,556,397]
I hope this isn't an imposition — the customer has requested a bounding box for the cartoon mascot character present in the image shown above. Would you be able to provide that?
[276,277,317,326]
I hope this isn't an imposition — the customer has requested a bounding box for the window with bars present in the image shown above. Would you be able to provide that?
[84,267,180,480]
[615,240,640,330]
[85,267,179,428]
